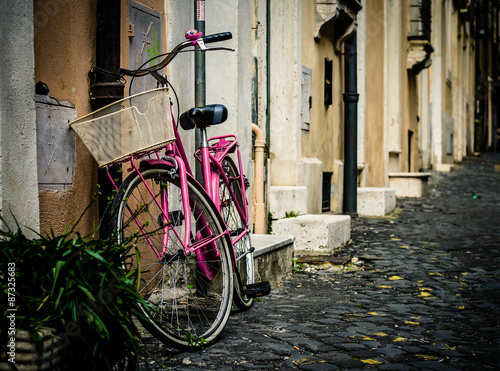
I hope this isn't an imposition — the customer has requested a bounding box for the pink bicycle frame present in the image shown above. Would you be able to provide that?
[106,104,249,280]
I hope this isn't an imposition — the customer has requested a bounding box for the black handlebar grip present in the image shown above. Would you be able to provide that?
[203,32,232,44]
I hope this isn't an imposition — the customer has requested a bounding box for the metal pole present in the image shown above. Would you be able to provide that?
[343,33,359,216]
[195,0,206,184]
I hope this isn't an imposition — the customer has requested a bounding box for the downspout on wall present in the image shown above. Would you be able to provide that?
[342,33,359,216]
[252,124,266,233]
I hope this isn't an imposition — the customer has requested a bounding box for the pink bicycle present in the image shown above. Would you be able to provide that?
[71,31,270,350]
[70,30,269,350]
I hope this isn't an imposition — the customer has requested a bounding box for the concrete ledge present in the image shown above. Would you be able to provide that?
[389,172,432,198]
[272,214,351,255]
[357,187,396,217]
[269,186,308,219]
[251,234,295,289]
[433,163,456,172]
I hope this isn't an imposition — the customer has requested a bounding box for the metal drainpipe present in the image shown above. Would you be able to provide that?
[93,0,124,237]
[252,124,266,234]
[195,0,206,184]
[265,0,271,150]
[342,33,359,216]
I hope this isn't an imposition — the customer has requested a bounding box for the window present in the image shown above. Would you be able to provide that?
[301,66,312,131]
[409,0,432,41]
[322,172,333,212]
[324,58,333,106]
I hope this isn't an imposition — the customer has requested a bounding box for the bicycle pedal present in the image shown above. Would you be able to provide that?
[245,281,271,298]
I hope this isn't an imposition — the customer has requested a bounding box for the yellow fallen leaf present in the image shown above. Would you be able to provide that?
[418,292,432,297]
[391,238,402,241]
[428,272,444,276]
[371,332,387,336]
[293,358,325,366]
[415,354,439,360]
[377,285,393,289]
[400,245,409,249]
[440,345,455,350]
[351,335,376,341]
[458,305,465,310]
[419,288,433,291]
[361,359,383,365]
[389,276,404,280]
[393,337,406,342]
[367,312,378,316]
[404,321,420,325]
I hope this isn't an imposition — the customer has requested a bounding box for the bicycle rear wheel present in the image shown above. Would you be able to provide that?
[111,167,233,350]
[219,157,254,310]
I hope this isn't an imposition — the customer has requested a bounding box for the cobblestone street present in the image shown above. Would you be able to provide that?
[141,155,500,370]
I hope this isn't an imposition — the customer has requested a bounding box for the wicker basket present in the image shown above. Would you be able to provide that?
[70,88,174,167]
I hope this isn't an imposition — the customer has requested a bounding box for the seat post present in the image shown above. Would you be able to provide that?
[199,126,213,197]
[199,126,209,148]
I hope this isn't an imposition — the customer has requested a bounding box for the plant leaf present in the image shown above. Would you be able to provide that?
[85,250,108,264]
[77,285,95,301]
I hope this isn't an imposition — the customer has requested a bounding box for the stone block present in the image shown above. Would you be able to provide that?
[298,158,323,214]
[251,234,295,289]
[269,186,308,219]
[433,163,455,172]
[357,187,396,217]
[388,172,432,198]
[272,214,351,254]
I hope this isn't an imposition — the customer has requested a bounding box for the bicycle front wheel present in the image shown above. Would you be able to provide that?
[219,157,254,310]
[111,167,233,350]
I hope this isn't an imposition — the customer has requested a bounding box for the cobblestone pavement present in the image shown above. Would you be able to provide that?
[140,154,500,370]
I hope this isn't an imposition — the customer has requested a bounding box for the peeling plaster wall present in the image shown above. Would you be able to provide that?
[34,0,98,236]
[34,0,168,236]
[0,2,40,236]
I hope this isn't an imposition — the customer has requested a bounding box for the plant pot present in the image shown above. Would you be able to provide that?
[0,328,70,370]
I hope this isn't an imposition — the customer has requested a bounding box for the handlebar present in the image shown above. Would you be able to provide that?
[121,30,233,78]
[203,32,232,44]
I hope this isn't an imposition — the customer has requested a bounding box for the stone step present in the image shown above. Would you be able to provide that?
[357,187,396,217]
[271,214,351,255]
[250,234,295,290]
[388,172,432,197]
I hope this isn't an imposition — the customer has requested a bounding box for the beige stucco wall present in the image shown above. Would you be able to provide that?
[364,0,386,187]
[35,0,98,236]
[300,1,343,172]
[400,0,421,172]
[0,2,40,236]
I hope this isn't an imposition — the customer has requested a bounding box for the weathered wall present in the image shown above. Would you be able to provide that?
[0,2,40,236]
[35,0,168,236]
[400,0,421,172]
[364,0,386,187]
[300,0,344,212]
[300,1,343,173]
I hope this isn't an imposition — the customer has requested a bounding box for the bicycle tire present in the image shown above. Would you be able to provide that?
[219,157,254,310]
[111,167,233,350]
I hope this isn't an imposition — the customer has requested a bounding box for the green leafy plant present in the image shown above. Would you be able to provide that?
[284,211,300,218]
[267,211,274,234]
[291,258,306,273]
[0,215,151,370]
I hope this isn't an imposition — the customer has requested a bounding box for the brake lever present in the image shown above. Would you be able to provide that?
[196,38,234,52]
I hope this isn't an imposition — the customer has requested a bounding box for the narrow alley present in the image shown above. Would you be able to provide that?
[141,154,500,370]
